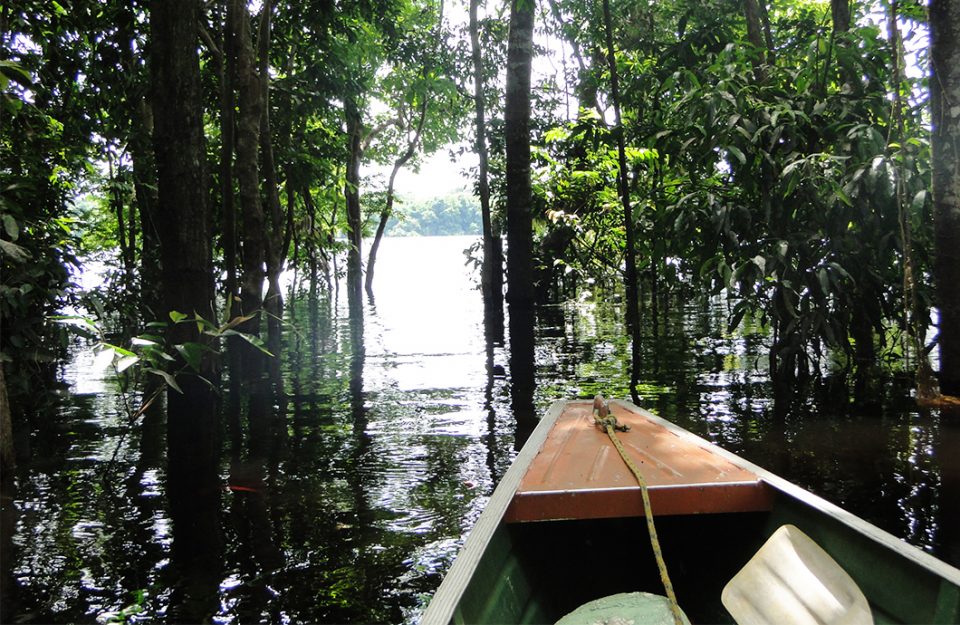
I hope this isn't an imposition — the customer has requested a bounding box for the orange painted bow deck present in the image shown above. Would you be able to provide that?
[505,400,774,523]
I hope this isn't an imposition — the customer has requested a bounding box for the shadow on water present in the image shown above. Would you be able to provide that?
[2,236,959,624]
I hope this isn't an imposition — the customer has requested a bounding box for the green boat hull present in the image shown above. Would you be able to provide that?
[422,401,960,625]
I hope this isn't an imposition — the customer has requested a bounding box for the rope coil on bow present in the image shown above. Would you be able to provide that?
[592,395,685,625]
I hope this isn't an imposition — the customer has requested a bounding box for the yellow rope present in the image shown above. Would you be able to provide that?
[593,395,685,625]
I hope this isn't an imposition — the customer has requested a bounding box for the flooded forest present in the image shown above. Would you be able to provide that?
[2,0,960,623]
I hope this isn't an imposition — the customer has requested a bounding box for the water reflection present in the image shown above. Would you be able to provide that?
[2,236,959,624]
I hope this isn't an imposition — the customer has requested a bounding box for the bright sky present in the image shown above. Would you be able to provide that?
[363,146,478,201]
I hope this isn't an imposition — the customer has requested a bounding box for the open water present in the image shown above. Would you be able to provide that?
[2,235,958,623]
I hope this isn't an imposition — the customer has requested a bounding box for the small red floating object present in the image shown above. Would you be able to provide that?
[225,484,261,494]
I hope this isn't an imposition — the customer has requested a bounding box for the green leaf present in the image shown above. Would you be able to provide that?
[51,315,99,334]
[817,268,830,295]
[147,368,182,393]
[221,313,256,331]
[102,342,137,358]
[0,239,30,262]
[0,60,33,87]
[174,342,206,372]
[1,214,18,240]
[194,312,217,332]
[727,146,746,165]
[116,355,140,373]
[169,310,188,323]
[727,301,749,333]
[221,329,274,357]
[828,262,853,283]
[912,190,928,212]
[834,187,852,207]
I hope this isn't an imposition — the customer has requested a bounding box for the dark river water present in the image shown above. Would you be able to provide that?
[2,235,959,624]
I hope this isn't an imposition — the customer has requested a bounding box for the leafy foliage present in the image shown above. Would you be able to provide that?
[531,0,932,382]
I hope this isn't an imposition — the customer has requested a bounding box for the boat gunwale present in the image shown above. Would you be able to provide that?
[419,399,960,625]
[419,401,566,625]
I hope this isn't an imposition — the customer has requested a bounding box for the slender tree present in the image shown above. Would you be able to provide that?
[231,0,268,381]
[742,0,769,79]
[931,0,960,397]
[600,0,642,404]
[471,0,505,336]
[256,0,291,388]
[365,106,427,294]
[345,95,365,314]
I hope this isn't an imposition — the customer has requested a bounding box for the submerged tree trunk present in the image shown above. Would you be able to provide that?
[931,0,960,397]
[365,158,403,294]
[231,0,267,381]
[256,0,288,392]
[344,96,364,316]
[150,0,216,339]
[600,0,642,405]
[150,0,221,589]
[471,0,505,341]
[221,0,238,314]
[505,0,536,420]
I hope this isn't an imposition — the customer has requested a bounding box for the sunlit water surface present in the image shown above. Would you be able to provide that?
[3,236,958,624]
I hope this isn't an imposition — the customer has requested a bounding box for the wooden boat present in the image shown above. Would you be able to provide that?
[421,399,960,624]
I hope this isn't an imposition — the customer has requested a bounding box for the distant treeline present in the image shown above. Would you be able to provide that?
[384,192,481,237]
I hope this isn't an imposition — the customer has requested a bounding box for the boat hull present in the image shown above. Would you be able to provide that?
[421,400,960,625]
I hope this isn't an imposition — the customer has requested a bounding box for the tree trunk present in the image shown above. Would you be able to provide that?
[471,0,505,340]
[365,159,402,294]
[108,157,136,296]
[831,0,851,34]
[742,0,769,80]
[344,96,364,315]
[255,0,288,392]
[600,0,642,404]
[221,0,238,312]
[505,0,536,420]
[931,0,960,397]
[231,0,267,381]
[149,0,221,576]
[131,100,161,317]
[150,0,216,332]
[366,110,426,294]
[115,2,158,317]
[0,364,14,471]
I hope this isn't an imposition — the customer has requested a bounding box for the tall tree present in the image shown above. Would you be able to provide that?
[931,0,960,397]
[150,0,216,360]
[150,0,222,594]
[344,95,365,315]
[504,0,536,416]
[231,0,268,381]
[600,0,641,405]
[256,0,292,388]
[471,0,505,337]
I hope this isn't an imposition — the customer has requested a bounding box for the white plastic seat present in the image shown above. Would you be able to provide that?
[722,524,874,625]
